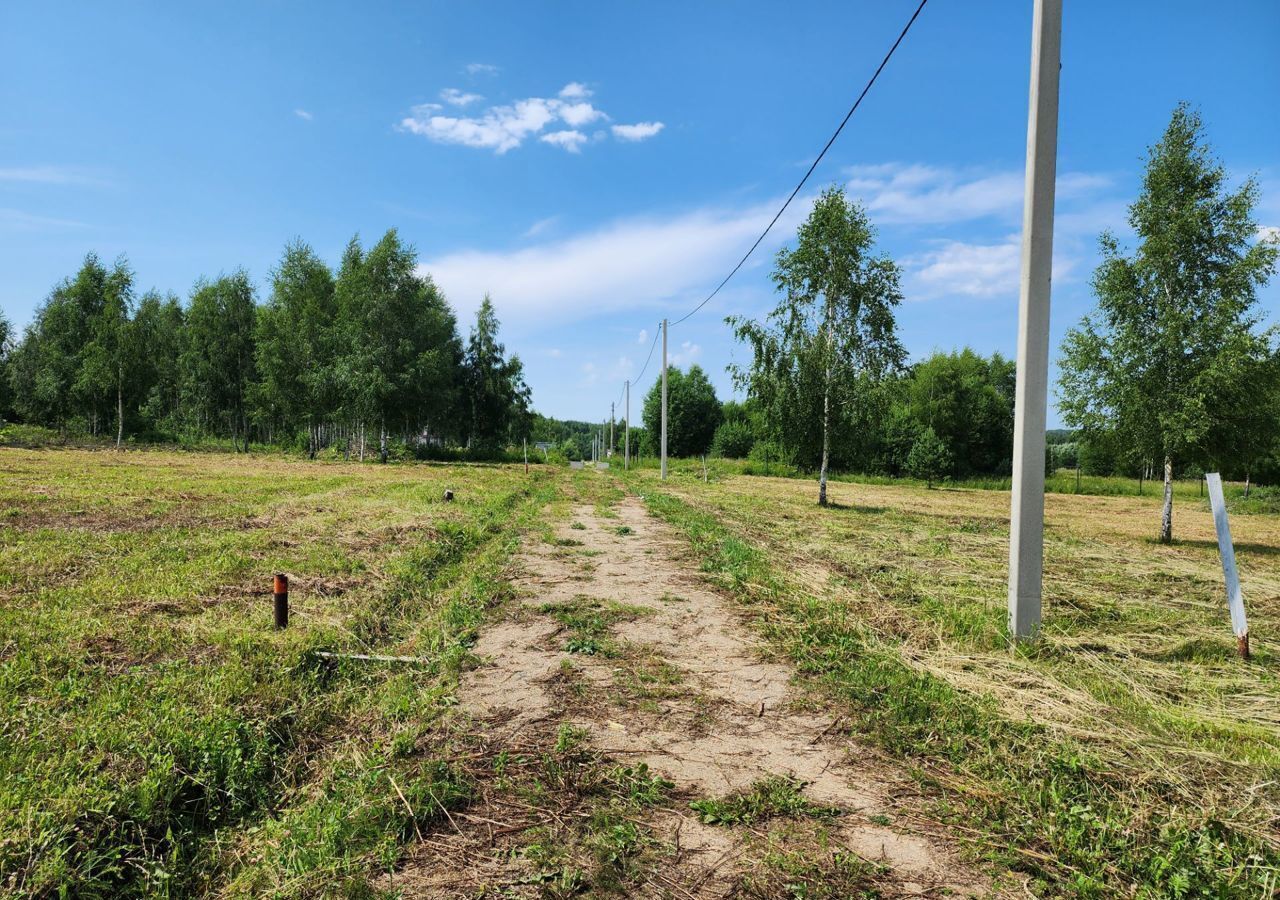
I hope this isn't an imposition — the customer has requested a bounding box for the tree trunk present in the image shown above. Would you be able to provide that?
[1160,455,1173,544]
[818,299,834,507]
[116,378,124,450]
[379,421,388,464]
[1244,472,1251,499]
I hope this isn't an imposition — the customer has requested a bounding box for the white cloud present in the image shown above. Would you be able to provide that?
[0,208,88,231]
[581,361,598,387]
[402,97,559,153]
[540,130,588,153]
[907,236,1022,298]
[559,102,605,128]
[547,347,563,358]
[612,122,664,142]
[420,194,809,326]
[294,108,314,121]
[440,88,483,106]
[905,234,1076,300]
[400,83,650,154]
[844,163,1110,226]
[0,165,105,186]
[671,340,701,366]
[1257,225,1280,244]
[523,216,560,238]
[611,356,635,379]
[465,63,500,77]
[637,329,649,345]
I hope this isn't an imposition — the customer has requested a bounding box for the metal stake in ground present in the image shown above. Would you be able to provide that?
[1007,0,1062,644]
[273,573,288,629]
[1206,473,1251,659]
[661,318,669,480]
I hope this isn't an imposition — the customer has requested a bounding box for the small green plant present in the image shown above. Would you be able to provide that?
[690,776,840,826]
[614,525,634,536]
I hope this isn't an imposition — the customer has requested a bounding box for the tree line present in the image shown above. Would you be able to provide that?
[0,230,531,459]
[643,106,1277,542]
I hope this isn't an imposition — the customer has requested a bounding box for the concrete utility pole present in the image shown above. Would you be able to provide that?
[661,318,669,480]
[1007,0,1062,643]
[610,403,614,458]
[624,381,631,470]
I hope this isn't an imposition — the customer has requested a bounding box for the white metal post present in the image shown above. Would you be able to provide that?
[661,318,669,480]
[1007,0,1062,643]
[624,381,630,470]
[1206,473,1251,658]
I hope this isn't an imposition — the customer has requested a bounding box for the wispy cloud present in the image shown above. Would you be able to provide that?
[439,88,483,107]
[465,62,500,77]
[420,195,807,325]
[671,340,701,366]
[400,81,658,154]
[0,208,88,231]
[294,108,314,121]
[844,162,1111,226]
[637,329,649,345]
[1258,225,1280,244]
[523,216,560,238]
[0,165,106,186]
[905,234,1076,300]
[612,122,664,142]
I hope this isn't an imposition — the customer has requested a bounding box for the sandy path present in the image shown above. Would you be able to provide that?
[451,480,1003,897]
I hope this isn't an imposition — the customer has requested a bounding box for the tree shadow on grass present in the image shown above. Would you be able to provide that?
[1153,537,1280,558]
[822,500,888,515]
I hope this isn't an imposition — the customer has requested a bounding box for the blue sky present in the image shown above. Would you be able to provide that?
[3,1,1277,426]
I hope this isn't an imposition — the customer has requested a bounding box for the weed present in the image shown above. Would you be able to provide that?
[691,776,841,826]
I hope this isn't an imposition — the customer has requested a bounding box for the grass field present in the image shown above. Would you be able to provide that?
[0,447,553,896]
[631,461,1280,896]
[2,447,1278,897]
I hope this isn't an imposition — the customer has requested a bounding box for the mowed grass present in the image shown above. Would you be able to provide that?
[630,465,1280,896]
[0,447,552,897]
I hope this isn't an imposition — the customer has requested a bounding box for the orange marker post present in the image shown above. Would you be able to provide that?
[273,573,288,630]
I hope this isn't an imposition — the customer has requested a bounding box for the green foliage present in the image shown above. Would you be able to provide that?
[252,240,338,455]
[0,309,14,421]
[711,419,754,458]
[729,186,905,501]
[640,363,722,457]
[5,232,535,456]
[463,295,530,450]
[1057,104,1279,538]
[690,776,840,826]
[902,349,1014,477]
[905,426,951,488]
[182,271,257,450]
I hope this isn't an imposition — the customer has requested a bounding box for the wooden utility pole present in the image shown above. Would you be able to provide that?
[1007,0,1062,643]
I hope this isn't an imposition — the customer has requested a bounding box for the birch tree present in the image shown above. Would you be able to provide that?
[1058,105,1277,542]
[730,186,904,505]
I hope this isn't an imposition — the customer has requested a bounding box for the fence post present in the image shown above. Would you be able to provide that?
[273,574,289,629]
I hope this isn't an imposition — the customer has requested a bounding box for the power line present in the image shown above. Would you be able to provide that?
[668,0,930,328]
[632,326,661,384]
